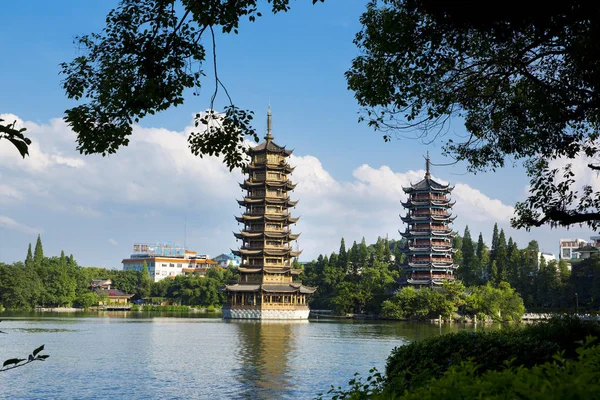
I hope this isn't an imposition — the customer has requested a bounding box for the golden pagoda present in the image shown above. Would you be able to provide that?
[223,107,316,319]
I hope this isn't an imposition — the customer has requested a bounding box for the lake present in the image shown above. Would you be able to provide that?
[0,312,491,399]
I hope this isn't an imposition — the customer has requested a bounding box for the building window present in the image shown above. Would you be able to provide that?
[170,263,175,268]
[162,263,167,267]
[162,271,167,275]
[177,263,182,268]
[155,271,160,275]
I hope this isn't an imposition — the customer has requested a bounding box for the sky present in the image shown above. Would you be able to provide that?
[0,0,597,269]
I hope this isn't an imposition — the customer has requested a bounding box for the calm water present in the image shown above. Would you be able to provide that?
[0,312,490,399]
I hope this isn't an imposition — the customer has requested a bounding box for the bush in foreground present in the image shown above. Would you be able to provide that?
[319,317,600,399]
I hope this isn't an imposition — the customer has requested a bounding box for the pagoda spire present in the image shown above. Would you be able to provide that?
[265,105,273,141]
[425,151,431,179]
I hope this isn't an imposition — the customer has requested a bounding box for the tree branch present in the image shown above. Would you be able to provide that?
[526,208,600,227]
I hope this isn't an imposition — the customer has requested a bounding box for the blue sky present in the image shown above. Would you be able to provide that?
[0,0,596,268]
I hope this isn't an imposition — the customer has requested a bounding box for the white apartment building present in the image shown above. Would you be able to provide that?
[122,243,216,282]
[559,238,589,260]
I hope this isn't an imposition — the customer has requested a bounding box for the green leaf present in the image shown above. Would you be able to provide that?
[7,137,29,158]
[3,358,25,367]
[32,345,45,357]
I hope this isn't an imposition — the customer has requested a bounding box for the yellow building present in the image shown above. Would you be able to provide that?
[224,108,316,319]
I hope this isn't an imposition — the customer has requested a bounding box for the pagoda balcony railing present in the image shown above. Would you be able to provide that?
[245,210,289,216]
[412,226,451,232]
[245,243,290,249]
[411,242,451,248]
[411,257,453,263]
[266,193,289,199]
[411,210,449,217]
[412,194,448,201]
[413,240,451,245]
[411,274,454,280]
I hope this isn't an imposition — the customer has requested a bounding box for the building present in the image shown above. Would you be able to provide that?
[223,108,316,319]
[213,253,241,268]
[572,245,600,260]
[399,153,458,286]
[90,279,133,305]
[537,251,557,266]
[122,243,216,282]
[559,238,589,260]
[559,236,600,260]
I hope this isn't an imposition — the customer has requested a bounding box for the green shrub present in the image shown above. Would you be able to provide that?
[73,292,99,309]
[385,317,600,393]
[396,339,600,400]
[320,335,600,400]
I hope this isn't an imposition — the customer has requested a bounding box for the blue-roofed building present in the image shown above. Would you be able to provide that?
[213,253,241,269]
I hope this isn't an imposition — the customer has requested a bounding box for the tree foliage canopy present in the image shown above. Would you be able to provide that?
[346,0,600,229]
[61,0,322,171]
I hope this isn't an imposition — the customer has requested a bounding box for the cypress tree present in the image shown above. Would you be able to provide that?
[25,243,33,267]
[490,223,499,262]
[460,226,475,285]
[496,229,508,281]
[33,234,44,265]
[338,238,348,273]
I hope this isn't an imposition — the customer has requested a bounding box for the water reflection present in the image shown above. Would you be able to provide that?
[231,320,308,399]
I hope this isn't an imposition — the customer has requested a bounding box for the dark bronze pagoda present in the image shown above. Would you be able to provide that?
[399,153,458,286]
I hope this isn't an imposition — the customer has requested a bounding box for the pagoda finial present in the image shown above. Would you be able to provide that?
[425,151,431,179]
[265,104,273,141]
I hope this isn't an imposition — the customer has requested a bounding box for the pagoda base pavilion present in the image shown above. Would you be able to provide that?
[222,283,313,320]
[222,306,310,320]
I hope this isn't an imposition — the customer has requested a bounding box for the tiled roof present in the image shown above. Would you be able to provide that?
[92,288,133,298]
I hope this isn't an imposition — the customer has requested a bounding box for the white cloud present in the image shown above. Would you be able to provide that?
[0,182,22,203]
[0,113,519,264]
[453,183,514,222]
[0,215,42,235]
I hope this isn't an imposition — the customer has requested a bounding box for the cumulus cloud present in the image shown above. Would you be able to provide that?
[0,112,519,265]
[0,215,42,235]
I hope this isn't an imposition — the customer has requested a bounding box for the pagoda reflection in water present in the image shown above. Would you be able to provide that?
[230,320,306,399]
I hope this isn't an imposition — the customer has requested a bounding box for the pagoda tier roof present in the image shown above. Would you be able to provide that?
[235,214,300,224]
[399,230,457,238]
[400,215,455,223]
[407,262,457,269]
[232,248,302,257]
[401,200,455,208]
[237,267,263,273]
[431,215,457,222]
[262,283,317,294]
[263,267,303,275]
[401,247,456,254]
[225,284,261,292]
[248,162,295,173]
[402,177,454,193]
[233,231,300,240]
[237,197,299,207]
[249,140,293,156]
[407,249,454,255]
[225,283,316,294]
[406,278,448,285]
[239,180,297,190]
